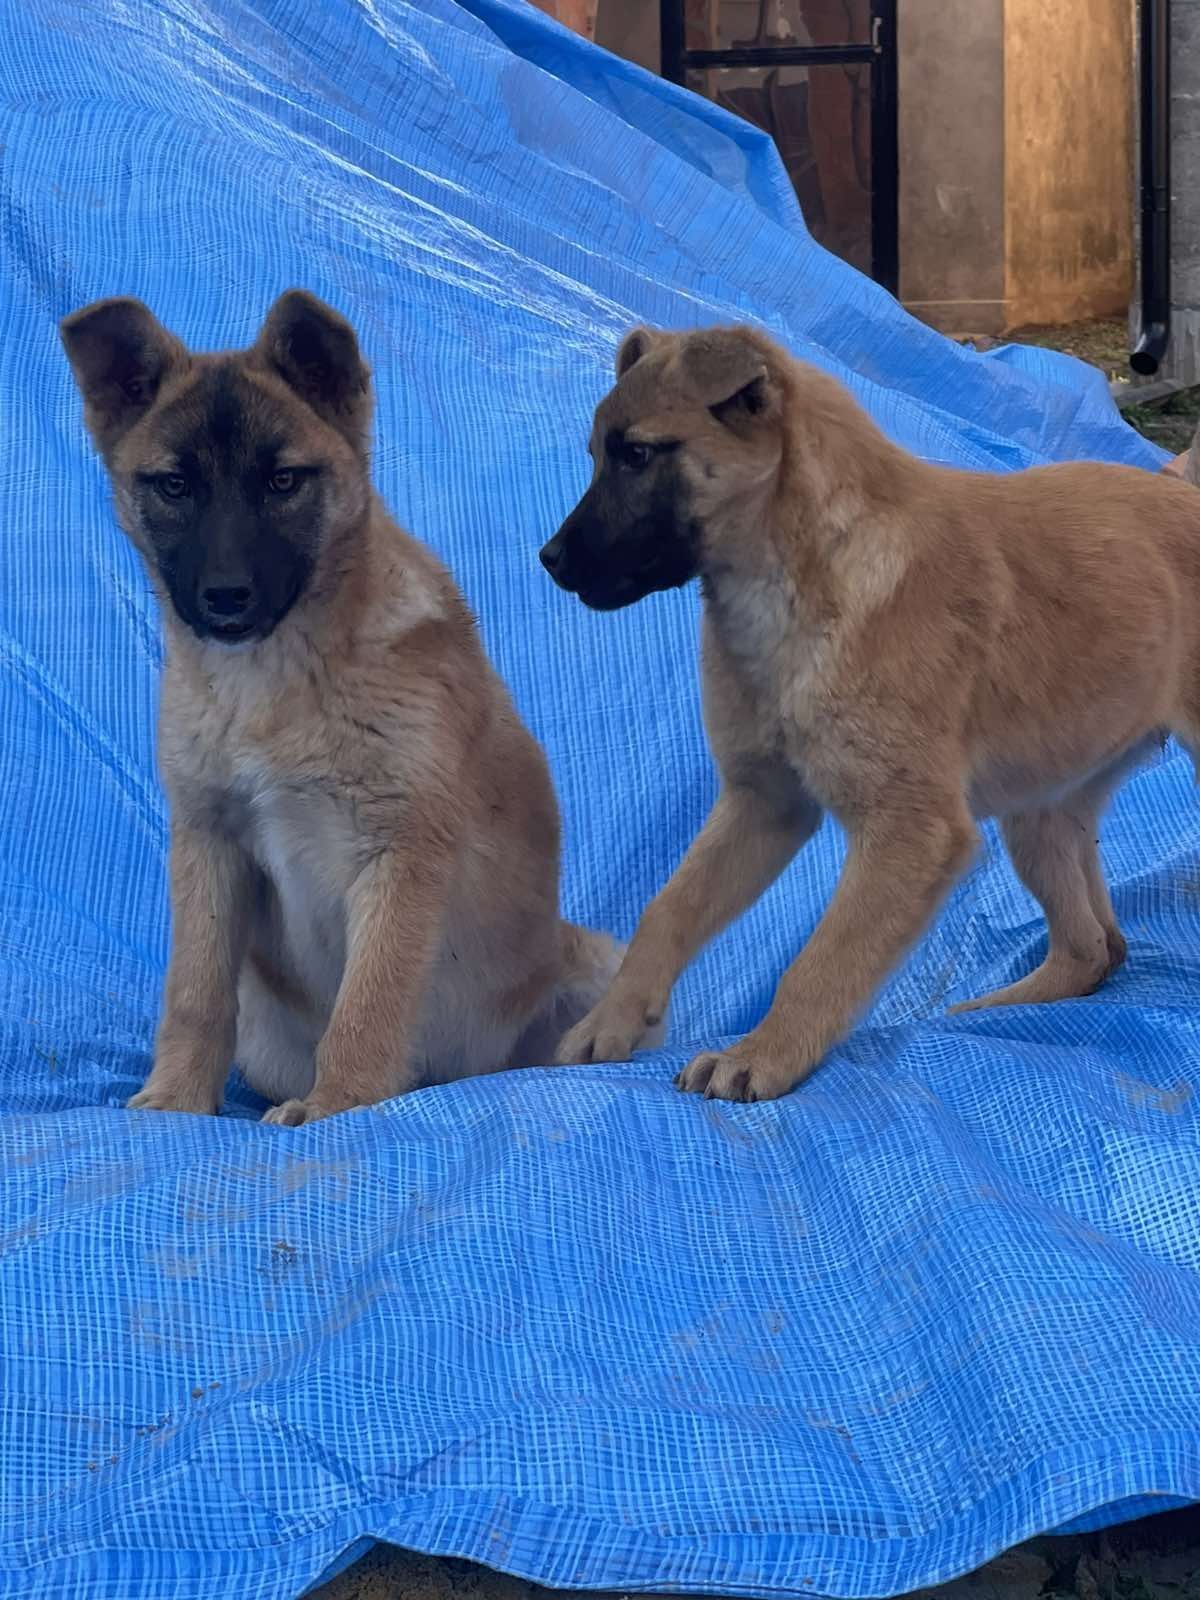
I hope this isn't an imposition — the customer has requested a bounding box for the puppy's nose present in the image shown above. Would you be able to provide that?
[202,584,254,619]
[539,535,566,578]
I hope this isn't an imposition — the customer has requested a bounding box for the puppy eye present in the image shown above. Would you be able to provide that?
[621,442,652,471]
[157,474,188,500]
[268,469,299,495]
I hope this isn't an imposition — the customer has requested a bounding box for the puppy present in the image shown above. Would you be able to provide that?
[540,323,1200,1102]
[62,290,621,1123]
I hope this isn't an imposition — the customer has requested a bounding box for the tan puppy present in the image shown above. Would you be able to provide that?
[540,324,1200,1102]
[62,291,621,1124]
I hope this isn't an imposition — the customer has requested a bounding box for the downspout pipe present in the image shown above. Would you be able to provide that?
[1131,0,1170,375]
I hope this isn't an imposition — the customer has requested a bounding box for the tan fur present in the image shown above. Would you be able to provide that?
[62,292,621,1123]
[555,323,1200,1100]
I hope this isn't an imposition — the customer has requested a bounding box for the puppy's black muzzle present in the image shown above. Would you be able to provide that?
[540,498,653,612]
[539,529,573,589]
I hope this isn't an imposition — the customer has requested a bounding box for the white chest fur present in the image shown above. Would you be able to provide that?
[235,768,360,1009]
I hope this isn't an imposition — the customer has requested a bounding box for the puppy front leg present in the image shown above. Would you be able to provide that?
[679,803,977,1101]
[129,824,253,1114]
[262,838,452,1126]
[556,781,822,1065]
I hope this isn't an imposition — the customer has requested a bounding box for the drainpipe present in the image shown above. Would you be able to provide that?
[1130,0,1170,375]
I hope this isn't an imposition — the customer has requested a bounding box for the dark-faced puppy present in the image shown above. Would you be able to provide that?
[538,327,776,609]
[62,292,627,1124]
[61,294,370,644]
[545,321,1200,1103]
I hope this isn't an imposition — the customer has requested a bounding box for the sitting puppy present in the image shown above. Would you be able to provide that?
[63,291,621,1123]
[540,324,1200,1102]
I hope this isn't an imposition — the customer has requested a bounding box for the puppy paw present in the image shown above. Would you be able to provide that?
[555,990,664,1066]
[127,1082,218,1115]
[675,1035,805,1102]
[261,1098,335,1127]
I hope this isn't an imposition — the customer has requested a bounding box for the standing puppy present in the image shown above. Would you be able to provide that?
[540,324,1200,1102]
[63,291,621,1123]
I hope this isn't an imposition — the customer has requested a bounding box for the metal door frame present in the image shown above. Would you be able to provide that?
[659,1,898,294]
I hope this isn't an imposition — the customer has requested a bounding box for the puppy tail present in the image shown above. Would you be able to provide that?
[556,920,623,1020]
[514,922,668,1066]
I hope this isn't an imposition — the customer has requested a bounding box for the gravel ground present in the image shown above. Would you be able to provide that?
[1006,319,1200,458]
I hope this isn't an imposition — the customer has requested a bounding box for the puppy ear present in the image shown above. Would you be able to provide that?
[614,325,663,379]
[680,327,773,426]
[255,290,371,444]
[60,298,187,455]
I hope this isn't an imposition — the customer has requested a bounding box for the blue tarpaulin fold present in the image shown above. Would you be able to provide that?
[0,2,1196,1597]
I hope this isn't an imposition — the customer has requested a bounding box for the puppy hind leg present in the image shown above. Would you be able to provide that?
[1047,769,1126,974]
[950,803,1118,1012]
[1077,819,1127,975]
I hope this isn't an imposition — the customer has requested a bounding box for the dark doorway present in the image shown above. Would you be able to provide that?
[659,1,898,293]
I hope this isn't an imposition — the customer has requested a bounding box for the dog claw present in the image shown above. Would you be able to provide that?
[262,1098,319,1126]
[678,1040,799,1103]
[127,1085,217,1115]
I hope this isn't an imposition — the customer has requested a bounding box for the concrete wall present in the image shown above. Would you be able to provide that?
[899,0,1133,333]
[595,0,658,72]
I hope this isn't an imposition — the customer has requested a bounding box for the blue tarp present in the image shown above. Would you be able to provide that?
[0,2,1196,1596]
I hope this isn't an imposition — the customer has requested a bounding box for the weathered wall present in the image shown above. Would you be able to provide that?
[1003,0,1133,327]
[527,0,597,38]
[1161,0,1200,381]
[897,0,1006,333]
[595,0,658,71]
[899,0,1133,333]
[565,0,1137,336]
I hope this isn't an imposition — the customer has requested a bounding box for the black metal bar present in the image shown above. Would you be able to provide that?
[1131,0,1170,375]
[656,0,900,293]
[869,1,899,296]
[678,44,876,69]
[659,0,684,84]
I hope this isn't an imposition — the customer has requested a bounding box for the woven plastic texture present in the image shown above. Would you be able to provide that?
[0,2,1196,1596]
